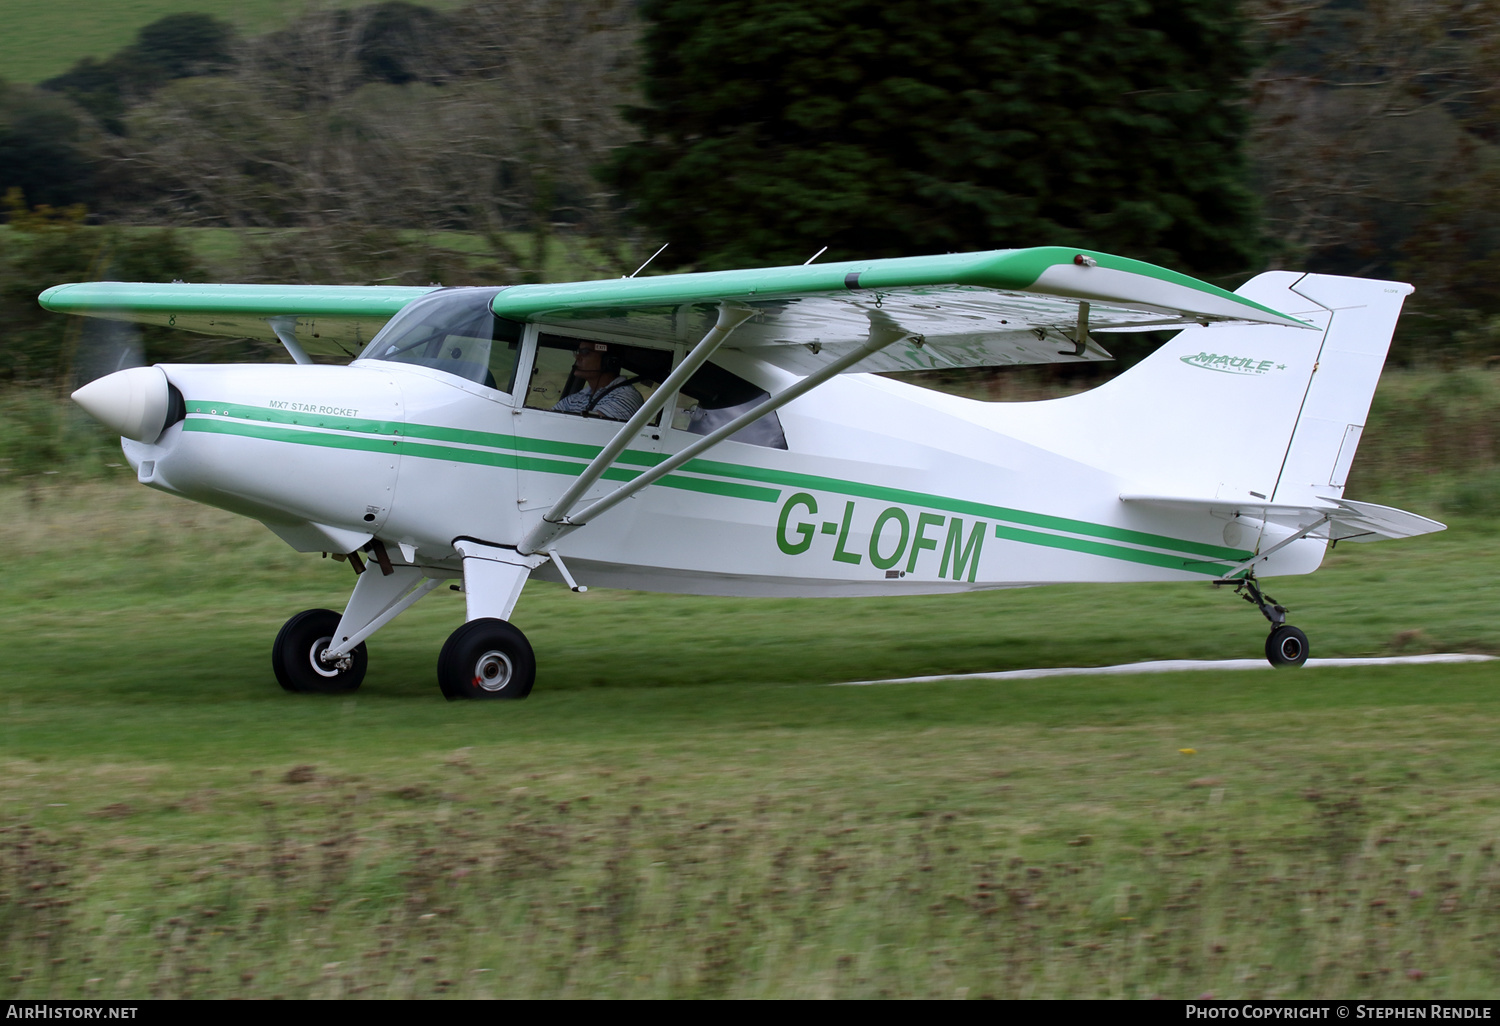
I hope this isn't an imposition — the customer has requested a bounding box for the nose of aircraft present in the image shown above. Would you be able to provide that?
[71,366,173,442]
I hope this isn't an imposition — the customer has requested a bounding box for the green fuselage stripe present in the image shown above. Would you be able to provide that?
[182,417,777,502]
[184,401,1252,571]
[677,458,1247,561]
[992,524,1236,576]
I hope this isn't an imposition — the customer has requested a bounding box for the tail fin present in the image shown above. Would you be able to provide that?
[1265,274,1412,505]
[992,271,1411,505]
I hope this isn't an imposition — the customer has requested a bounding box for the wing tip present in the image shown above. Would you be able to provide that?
[38,283,78,311]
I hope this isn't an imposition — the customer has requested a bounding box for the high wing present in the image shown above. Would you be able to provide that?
[493,246,1316,374]
[38,282,439,360]
[40,247,1311,373]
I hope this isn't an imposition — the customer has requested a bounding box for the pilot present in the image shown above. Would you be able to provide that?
[552,343,645,421]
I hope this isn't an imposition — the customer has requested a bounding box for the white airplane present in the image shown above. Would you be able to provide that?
[45,247,1443,699]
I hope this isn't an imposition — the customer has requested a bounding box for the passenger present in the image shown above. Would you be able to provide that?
[551,343,644,421]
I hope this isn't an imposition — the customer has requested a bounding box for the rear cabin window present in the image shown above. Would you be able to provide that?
[673,362,787,450]
[361,288,522,394]
[519,332,787,448]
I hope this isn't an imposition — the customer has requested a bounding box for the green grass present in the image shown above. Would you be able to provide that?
[2,0,462,85]
[3,483,1498,998]
[1343,368,1500,513]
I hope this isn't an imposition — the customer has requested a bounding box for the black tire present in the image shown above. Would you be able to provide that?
[437,618,535,700]
[272,609,367,693]
[1265,625,1309,668]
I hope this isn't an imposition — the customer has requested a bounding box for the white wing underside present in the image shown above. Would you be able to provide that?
[531,286,1294,375]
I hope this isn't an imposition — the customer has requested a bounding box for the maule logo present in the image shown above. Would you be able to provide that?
[1181,352,1286,375]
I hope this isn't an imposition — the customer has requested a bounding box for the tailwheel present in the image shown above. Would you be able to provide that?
[272,608,367,693]
[1216,573,1309,669]
[437,618,535,700]
[1266,625,1309,668]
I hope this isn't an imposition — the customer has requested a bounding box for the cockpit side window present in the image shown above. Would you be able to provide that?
[361,289,522,394]
[524,334,675,423]
[672,361,788,450]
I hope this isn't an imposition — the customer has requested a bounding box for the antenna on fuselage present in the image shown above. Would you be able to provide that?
[803,246,828,265]
[626,243,669,278]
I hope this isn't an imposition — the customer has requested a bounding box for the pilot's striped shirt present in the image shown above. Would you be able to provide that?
[551,376,644,421]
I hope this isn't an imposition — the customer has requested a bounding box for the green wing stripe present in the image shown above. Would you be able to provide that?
[39,282,437,317]
[489,247,1302,327]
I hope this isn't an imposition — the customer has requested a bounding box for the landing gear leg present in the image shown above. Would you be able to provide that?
[274,564,443,695]
[273,609,367,693]
[439,539,548,700]
[1215,574,1309,668]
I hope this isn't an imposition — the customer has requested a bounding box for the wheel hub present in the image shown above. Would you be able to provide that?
[311,637,352,676]
[473,649,514,692]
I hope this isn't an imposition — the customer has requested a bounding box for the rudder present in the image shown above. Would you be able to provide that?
[1267,274,1412,505]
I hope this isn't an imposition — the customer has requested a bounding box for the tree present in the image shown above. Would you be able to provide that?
[608,0,1261,275]
[115,1,642,284]
[0,81,98,209]
[1243,0,1500,361]
[41,13,236,133]
[0,191,209,385]
[133,12,237,81]
[355,1,455,85]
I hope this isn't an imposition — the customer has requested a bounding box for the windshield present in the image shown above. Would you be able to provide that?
[360,288,522,392]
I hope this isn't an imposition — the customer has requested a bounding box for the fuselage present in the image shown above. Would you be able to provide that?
[120,348,1319,599]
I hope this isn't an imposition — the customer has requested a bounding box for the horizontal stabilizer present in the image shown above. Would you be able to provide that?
[1120,494,1446,543]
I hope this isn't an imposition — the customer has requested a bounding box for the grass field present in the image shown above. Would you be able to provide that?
[3,480,1498,998]
[2,0,463,86]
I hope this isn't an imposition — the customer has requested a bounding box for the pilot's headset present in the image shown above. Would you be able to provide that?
[596,345,623,374]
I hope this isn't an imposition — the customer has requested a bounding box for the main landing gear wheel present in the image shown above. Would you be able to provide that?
[437,618,536,700]
[1266,625,1310,668]
[272,608,367,694]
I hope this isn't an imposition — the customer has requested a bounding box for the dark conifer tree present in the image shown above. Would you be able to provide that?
[608,0,1260,275]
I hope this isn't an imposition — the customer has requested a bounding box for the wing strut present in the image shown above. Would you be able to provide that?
[1059,302,1090,357]
[269,316,313,365]
[518,311,920,555]
[519,301,756,554]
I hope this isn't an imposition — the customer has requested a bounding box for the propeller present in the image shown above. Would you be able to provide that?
[71,312,145,390]
[65,291,168,444]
